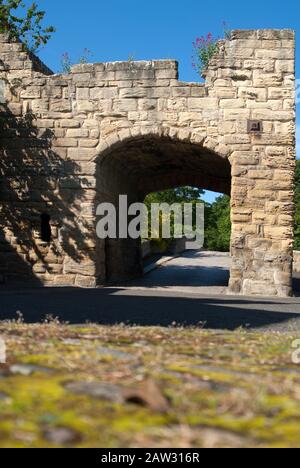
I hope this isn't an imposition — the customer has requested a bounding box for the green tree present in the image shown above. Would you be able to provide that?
[144,188,232,252]
[145,187,204,207]
[204,195,231,252]
[0,0,55,52]
[144,187,204,242]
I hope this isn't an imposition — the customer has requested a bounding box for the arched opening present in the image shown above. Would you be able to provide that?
[95,135,231,288]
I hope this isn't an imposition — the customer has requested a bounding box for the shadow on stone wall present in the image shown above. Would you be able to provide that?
[0,104,95,286]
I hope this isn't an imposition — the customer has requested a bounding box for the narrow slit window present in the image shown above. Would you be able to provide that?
[41,213,51,242]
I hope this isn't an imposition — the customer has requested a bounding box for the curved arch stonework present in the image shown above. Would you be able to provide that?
[0,29,296,296]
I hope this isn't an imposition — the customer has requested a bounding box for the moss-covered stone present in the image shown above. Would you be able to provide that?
[0,322,300,447]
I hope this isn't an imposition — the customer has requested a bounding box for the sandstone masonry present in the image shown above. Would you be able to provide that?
[0,29,296,296]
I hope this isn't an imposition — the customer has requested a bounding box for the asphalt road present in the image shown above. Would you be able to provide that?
[0,251,300,331]
[140,250,231,295]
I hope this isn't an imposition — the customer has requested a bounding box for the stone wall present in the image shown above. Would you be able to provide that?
[0,29,296,296]
[293,251,300,273]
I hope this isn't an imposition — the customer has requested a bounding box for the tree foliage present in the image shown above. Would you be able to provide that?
[144,187,204,241]
[144,188,232,252]
[145,187,204,207]
[204,195,231,252]
[0,0,55,52]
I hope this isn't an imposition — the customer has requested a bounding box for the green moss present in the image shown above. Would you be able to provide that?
[186,414,268,437]
[166,365,245,384]
[1,324,300,447]
[111,408,171,433]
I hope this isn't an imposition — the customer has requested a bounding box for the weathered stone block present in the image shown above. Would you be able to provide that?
[243,59,275,72]
[90,87,118,99]
[79,139,98,148]
[95,71,115,80]
[257,29,294,40]
[246,100,283,110]
[242,279,277,297]
[172,87,191,97]
[139,99,157,111]
[72,73,92,83]
[255,48,294,59]
[75,275,97,288]
[219,98,245,108]
[115,69,155,81]
[238,87,267,101]
[51,275,76,286]
[113,99,137,111]
[31,99,49,112]
[35,119,55,128]
[77,100,97,112]
[155,69,178,79]
[251,109,294,121]
[275,60,295,73]
[66,129,89,138]
[253,71,283,87]
[188,98,218,110]
[68,148,96,161]
[50,100,72,112]
[64,258,96,276]
[210,88,236,99]
[119,88,148,98]
[224,109,250,120]
[60,119,81,128]
[76,88,90,100]
[54,138,78,147]
[20,86,41,99]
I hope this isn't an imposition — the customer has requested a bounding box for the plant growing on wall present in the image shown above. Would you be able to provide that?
[61,52,72,74]
[61,48,93,73]
[192,23,231,77]
[0,0,55,52]
[222,20,232,40]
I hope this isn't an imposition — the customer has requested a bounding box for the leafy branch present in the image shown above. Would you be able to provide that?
[0,0,55,52]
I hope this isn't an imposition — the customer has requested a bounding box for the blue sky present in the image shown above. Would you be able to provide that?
[32,0,298,203]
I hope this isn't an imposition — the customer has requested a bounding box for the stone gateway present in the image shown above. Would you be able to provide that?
[0,29,296,297]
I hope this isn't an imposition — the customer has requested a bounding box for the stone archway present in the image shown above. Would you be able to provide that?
[0,29,296,297]
[94,132,231,283]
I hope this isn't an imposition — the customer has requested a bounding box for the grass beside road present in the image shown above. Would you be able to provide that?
[0,320,300,448]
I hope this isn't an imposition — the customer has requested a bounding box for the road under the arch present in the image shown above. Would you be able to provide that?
[125,250,231,295]
[1,249,300,330]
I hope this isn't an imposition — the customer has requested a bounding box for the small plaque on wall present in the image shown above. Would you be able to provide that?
[247,120,263,133]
